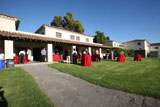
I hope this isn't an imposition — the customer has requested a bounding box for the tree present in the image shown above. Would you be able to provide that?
[51,12,85,33]
[62,12,84,33]
[93,31,107,44]
[51,16,62,27]
[62,13,75,30]
[106,36,110,40]
[74,20,84,33]
[66,12,73,19]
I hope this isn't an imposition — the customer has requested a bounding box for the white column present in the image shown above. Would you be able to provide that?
[4,40,13,59]
[144,41,147,58]
[88,47,91,55]
[99,48,102,58]
[47,43,53,62]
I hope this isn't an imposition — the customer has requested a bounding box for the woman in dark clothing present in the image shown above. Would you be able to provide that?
[72,49,77,64]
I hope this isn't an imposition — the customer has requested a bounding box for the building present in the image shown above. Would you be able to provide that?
[0,14,112,62]
[124,39,150,57]
[103,40,126,49]
[150,43,160,58]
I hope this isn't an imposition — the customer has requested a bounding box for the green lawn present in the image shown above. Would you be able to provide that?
[0,67,55,107]
[49,58,160,99]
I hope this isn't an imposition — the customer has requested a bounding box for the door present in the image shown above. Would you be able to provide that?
[150,51,158,58]
[33,48,42,61]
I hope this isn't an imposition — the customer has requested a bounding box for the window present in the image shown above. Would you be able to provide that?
[70,35,75,40]
[56,32,62,38]
[76,36,80,41]
[119,45,124,47]
[155,47,159,49]
[137,42,141,45]
[86,38,89,42]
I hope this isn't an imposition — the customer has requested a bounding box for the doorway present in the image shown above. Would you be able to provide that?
[33,48,42,61]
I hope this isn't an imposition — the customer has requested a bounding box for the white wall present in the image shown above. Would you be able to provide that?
[0,17,16,31]
[112,41,120,47]
[125,41,145,50]
[44,26,94,43]
[104,41,122,48]
[150,46,160,58]
[144,41,150,57]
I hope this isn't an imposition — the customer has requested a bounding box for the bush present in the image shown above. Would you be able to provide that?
[106,48,134,57]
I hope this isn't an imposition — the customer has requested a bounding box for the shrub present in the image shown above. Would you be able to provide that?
[106,48,134,57]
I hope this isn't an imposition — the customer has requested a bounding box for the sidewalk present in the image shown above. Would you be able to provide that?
[21,64,160,107]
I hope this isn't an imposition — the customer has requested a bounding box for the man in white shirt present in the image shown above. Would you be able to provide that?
[41,48,46,62]
[18,50,25,64]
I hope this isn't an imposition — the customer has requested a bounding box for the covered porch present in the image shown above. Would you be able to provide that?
[0,30,112,64]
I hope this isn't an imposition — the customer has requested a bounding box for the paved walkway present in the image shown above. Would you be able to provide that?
[21,64,160,107]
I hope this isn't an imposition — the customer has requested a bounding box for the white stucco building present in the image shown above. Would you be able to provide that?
[0,14,111,62]
[124,40,150,57]
[103,40,126,49]
[0,14,19,31]
[36,25,94,44]
[150,43,160,58]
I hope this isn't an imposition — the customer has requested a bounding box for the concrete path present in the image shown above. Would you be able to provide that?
[21,64,160,107]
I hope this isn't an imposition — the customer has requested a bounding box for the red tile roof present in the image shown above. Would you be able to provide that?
[125,39,150,44]
[0,14,19,21]
[150,43,160,46]
[0,30,112,48]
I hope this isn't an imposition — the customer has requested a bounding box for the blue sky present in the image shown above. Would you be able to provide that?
[0,0,160,43]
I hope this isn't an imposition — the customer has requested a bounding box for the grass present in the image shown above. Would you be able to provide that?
[49,57,160,99]
[0,67,55,107]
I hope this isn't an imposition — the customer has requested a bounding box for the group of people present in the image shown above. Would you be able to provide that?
[64,48,90,64]
[65,48,101,64]
[18,48,32,64]
[18,47,124,64]
[18,48,47,64]
[65,48,78,64]
[105,50,124,60]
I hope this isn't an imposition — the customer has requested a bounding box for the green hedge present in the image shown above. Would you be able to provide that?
[106,48,134,57]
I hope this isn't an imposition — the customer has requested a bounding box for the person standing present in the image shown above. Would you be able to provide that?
[111,50,114,60]
[18,50,25,64]
[120,51,124,55]
[85,48,90,55]
[72,49,77,64]
[41,48,46,62]
[95,49,100,62]
[27,48,32,61]
[66,50,71,64]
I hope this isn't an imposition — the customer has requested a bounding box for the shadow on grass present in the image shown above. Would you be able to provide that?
[0,87,8,107]
[101,59,118,62]
[74,60,118,66]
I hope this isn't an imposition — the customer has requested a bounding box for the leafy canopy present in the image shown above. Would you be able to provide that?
[93,31,110,44]
[51,16,62,27]
[51,12,84,33]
